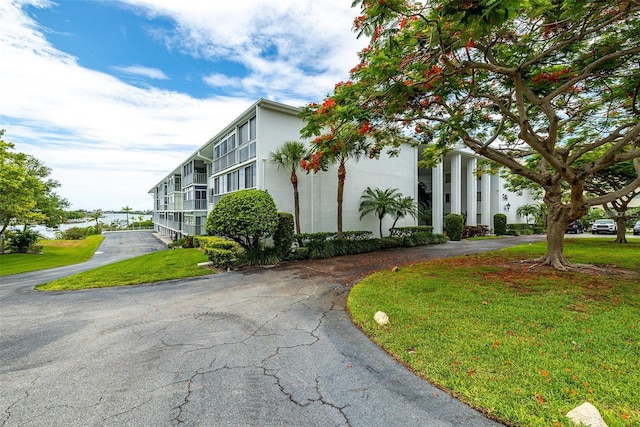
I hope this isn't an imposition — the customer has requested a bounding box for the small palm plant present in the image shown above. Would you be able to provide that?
[391,195,418,229]
[358,187,401,238]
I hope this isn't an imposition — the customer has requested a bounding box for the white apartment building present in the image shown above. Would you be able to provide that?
[149,99,536,239]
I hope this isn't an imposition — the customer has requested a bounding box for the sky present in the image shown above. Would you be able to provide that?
[0,0,367,211]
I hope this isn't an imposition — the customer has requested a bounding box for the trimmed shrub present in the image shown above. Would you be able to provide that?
[238,246,281,266]
[494,214,507,236]
[274,212,295,260]
[444,214,464,241]
[206,189,278,250]
[379,236,404,249]
[390,226,434,237]
[200,236,243,269]
[426,233,449,244]
[462,225,490,239]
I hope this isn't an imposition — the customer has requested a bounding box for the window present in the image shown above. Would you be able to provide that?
[239,123,249,144]
[244,164,256,188]
[477,191,482,202]
[445,193,450,203]
[445,173,451,184]
[249,117,256,139]
[183,161,193,176]
[226,170,239,192]
[214,133,237,172]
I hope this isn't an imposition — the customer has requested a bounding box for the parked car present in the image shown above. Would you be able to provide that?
[591,219,617,235]
[634,220,640,235]
[565,220,584,234]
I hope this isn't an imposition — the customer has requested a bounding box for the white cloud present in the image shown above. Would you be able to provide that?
[0,0,366,210]
[113,65,170,80]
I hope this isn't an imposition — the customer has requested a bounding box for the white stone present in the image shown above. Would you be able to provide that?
[566,402,608,427]
[374,311,389,326]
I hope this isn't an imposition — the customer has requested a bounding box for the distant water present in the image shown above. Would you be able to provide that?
[21,213,152,239]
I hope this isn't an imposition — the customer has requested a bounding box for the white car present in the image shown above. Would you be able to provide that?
[591,219,617,235]
[633,220,640,236]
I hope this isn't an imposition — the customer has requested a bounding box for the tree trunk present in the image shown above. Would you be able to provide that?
[378,216,383,238]
[537,185,572,268]
[291,171,301,235]
[614,217,628,243]
[337,159,346,240]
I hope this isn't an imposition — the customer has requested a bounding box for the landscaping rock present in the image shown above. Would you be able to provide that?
[374,311,389,325]
[566,402,608,427]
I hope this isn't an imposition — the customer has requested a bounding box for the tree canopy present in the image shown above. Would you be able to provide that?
[301,0,640,268]
[205,189,278,251]
[0,130,68,252]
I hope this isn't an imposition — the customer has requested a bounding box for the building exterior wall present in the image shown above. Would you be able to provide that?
[149,99,537,239]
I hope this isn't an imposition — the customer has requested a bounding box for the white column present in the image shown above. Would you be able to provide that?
[450,153,462,215]
[481,167,492,227]
[466,157,477,226]
[432,162,444,234]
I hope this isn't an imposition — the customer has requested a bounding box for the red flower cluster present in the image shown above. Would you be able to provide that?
[354,15,366,30]
[301,152,323,172]
[316,98,336,115]
[359,121,372,134]
[532,68,571,84]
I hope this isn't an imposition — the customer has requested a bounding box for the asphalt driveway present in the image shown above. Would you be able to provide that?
[0,231,544,426]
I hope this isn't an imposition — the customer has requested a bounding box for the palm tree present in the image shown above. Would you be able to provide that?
[359,187,401,238]
[89,212,102,230]
[269,141,307,235]
[516,203,538,225]
[391,195,418,229]
[122,206,132,228]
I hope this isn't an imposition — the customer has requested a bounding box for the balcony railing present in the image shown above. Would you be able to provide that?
[183,199,208,210]
[183,224,204,236]
[182,172,207,187]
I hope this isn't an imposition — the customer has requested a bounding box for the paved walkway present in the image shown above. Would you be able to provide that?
[0,232,545,426]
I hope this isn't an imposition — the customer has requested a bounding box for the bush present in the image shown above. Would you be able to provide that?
[199,236,243,269]
[168,237,186,248]
[7,226,43,253]
[56,226,101,240]
[426,233,449,244]
[274,212,295,260]
[389,226,434,237]
[494,214,507,236]
[532,226,547,234]
[462,225,490,239]
[444,214,464,241]
[206,189,278,251]
[379,236,404,249]
[238,245,281,266]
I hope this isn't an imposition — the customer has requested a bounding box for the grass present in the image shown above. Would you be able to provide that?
[0,235,105,276]
[348,238,640,427]
[35,248,213,291]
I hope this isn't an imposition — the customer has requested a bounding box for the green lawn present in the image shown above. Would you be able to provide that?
[348,238,639,427]
[35,248,213,291]
[0,235,105,276]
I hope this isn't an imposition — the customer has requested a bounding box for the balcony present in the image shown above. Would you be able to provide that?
[183,224,205,236]
[182,172,207,187]
[183,199,208,211]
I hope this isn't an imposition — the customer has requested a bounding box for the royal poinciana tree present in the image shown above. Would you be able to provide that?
[298,123,376,239]
[586,160,640,243]
[302,0,640,269]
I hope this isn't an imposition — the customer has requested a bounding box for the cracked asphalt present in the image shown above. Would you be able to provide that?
[0,231,545,426]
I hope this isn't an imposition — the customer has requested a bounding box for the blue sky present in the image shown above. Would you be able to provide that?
[0,0,365,210]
